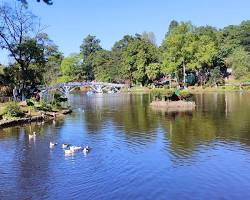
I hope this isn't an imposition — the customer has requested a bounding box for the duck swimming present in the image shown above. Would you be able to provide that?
[62,144,70,149]
[64,149,74,155]
[50,142,58,148]
[82,145,90,154]
[28,132,36,139]
[70,146,82,152]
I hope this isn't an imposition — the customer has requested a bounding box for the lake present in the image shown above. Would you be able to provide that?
[1,92,250,200]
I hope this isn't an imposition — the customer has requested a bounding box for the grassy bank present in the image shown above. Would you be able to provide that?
[127,84,250,94]
[0,100,72,128]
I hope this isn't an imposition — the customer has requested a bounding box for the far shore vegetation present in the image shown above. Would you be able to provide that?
[1,2,250,103]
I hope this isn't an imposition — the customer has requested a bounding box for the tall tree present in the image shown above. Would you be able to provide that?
[162,22,197,83]
[80,35,102,80]
[166,20,179,36]
[80,35,102,59]
[239,20,250,52]
[226,47,250,79]
[122,36,159,85]
[91,50,114,82]
[59,54,82,82]
[162,22,217,83]
[0,3,48,89]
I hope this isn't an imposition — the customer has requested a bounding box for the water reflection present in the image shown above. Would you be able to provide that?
[1,92,250,199]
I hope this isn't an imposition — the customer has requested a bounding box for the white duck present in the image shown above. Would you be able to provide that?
[28,132,36,139]
[50,142,58,148]
[62,144,70,149]
[64,149,75,155]
[70,146,82,152]
[82,145,90,154]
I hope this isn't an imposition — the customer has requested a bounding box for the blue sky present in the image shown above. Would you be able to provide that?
[1,0,250,64]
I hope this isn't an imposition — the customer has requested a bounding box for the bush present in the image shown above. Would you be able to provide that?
[26,99,35,107]
[54,93,68,103]
[3,101,24,118]
[36,99,52,111]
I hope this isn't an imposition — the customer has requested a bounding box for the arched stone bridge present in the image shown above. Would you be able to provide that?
[39,82,126,96]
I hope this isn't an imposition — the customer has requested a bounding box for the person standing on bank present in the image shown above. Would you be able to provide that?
[13,86,18,101]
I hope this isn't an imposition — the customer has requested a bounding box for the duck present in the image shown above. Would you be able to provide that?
[82,145,90,154]
[64,149,74,155]
[62,144,70,149]
[28,132,36,139]
[69,146,82,152]
[50,142,58,148]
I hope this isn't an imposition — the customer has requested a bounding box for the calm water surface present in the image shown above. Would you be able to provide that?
[1,92,250,200]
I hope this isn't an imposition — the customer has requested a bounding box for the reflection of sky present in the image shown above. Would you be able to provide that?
[1,93,250,199]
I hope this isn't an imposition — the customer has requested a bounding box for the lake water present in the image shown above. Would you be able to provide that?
[1,92,250,200]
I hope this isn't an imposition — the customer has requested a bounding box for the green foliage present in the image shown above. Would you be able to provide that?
[2,5,250,90]
[59,54,85,81]
[26,99,35,107]
[209,67,224,85]
[80,35,102,59]
[92,50,113,82]
[56,76,72,83]
[36,99,52,111]
[3,102,24,118]
[162,22,218,79]
[146,63,162,82]
[54,93,67,102]
[79,35,103,81]
[122,36,159,85]
[226,47,250,79]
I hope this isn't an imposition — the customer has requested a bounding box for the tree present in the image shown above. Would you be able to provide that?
[162,22,197,83]
[91,50,114,82]
[18,0,53,5]
[59,54,82,82]
[122,36,159,85]
[43,44,63,85]
[162,22,218,84]
[239,20,250,52]
[166,20,179,36]
[80,35,102,80]
[112,35,134,52]
[146,63,162,82]
[141,31,157,46]
[80,35,102,59]
[226,47,250,79]
[0,3,49,90]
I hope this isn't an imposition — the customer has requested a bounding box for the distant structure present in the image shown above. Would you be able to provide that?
[39,81,126,96]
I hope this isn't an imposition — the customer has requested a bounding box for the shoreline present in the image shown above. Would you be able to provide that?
[0,109,72,129]
[126,85,250,94]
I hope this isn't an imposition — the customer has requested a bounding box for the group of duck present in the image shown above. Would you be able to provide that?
[50,142,90,155]
[28,132,90,155]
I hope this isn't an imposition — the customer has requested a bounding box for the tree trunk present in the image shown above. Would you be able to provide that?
[183,63,186,85]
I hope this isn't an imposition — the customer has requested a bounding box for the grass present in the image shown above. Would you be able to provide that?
[126,83,250,94]
[0,102,8,115]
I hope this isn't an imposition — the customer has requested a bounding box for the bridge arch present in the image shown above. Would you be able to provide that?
[39,81,126,96]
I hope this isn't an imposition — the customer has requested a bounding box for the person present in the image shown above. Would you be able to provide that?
[170,88,181,101]
[35,90,41,101]
[13,86,18,101]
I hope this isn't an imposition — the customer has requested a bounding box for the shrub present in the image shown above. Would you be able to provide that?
[36,99,52,111]
[3,101,24,118]
[54,93,68,103]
